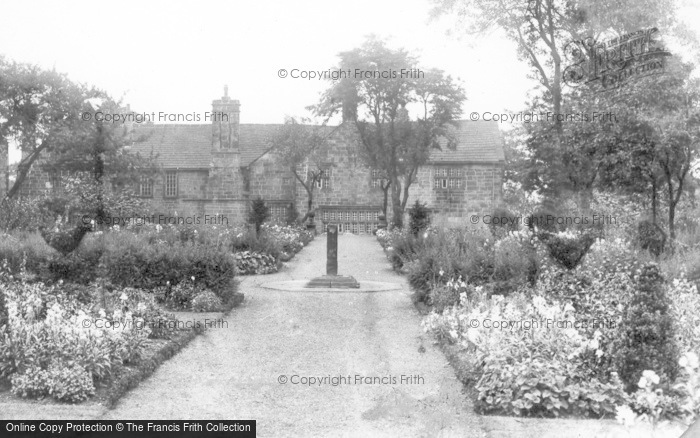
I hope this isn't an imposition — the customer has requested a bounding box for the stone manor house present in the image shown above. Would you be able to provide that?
[9,89,505,233]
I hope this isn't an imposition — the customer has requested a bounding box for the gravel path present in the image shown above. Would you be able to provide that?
[99,233,486,437]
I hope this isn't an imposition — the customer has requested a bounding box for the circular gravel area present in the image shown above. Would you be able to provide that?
[261,280,402,292]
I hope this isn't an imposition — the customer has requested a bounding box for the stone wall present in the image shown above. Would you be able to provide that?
[18,161,52,198]
[409,163,503,226]
[248,153,295,202]
[410,163,502,218]
[304,123,384,211]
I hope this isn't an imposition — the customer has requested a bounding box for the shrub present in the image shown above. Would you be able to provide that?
[234,251,278,275]
[0,232,50,276]
[162,278,202,310]
[538,231,596,270]
[10,366,52,399]
[43,248,103,285]
[668,279,700,356]
[579,237,645,278]
[286,202,299,225]
[248,197,270,235]
[407,229,494,302]
[262,223,311,255]
[612,263,679,392]
[229,227,281,259]
[489,207,520,239]
[102,237,236,295]
[0,197,46,232]
[493,234,536,284]
[49,362,96,403]
[429,276,476,312]
[389,231,423,270]
[11,362,95,403]
[637,219,666,257]
[191,290,224,312]
[408,200,431,237]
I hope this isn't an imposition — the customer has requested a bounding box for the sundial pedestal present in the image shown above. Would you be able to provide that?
[305,224,359,289]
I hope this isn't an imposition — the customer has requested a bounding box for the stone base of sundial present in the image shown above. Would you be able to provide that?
[305,275,360,289]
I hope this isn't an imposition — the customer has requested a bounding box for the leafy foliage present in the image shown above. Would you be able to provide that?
[538,231,596,270]
[637,219,667,257]
[191,291,224,313]
[310,36,466,227]
[248,198,270,235]
[612,263,679,392]
[268,117,330,222]
[234,251,278,275]
[408,200,431,236]
[489,207,520,239]
[423,293,630,417]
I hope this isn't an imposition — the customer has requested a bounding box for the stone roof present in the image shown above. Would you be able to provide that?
[129,120,503,169]
[430,120,505,163]
[129,124,284,168]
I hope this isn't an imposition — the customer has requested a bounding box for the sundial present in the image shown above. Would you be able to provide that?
[305,224,359,289]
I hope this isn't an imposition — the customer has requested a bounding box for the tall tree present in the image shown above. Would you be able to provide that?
[431,0,678,205]
[268,117,331,223]
[601,61,700,245]
[0,56,153,221]
[311,37,466,228]
[0,56,87,203]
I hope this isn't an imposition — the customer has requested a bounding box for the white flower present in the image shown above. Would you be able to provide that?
[680,352,699,369]
[642,370,660,385]
[439,270,444,277]
[638,376,648,388]
[98,308,106,318]
[119,292,128,301]
[191,276,195,281]
[616,405,636,426]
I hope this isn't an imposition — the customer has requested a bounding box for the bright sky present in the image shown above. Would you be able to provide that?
[2,0,700,164]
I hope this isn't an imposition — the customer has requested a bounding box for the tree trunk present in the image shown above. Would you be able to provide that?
[390,175,403,228]
[299,183,315,223]
[577,189,592,215]
[381,180,391,217]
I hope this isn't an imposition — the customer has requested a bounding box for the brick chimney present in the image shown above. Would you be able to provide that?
[212,85,240,151]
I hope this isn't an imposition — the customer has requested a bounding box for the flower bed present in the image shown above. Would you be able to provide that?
[234,251,279,275]
[379,221,700,426]
[0,220,312,405]
[0,264,243,405]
